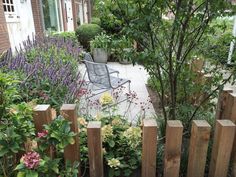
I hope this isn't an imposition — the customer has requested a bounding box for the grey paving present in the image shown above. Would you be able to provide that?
[78,62,156,121]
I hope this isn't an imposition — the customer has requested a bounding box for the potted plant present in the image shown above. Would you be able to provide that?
[115,36,134,64]
[90,33,111,63]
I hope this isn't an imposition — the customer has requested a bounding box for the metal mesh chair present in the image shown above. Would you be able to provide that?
[84,60,131,98]
[84,52,119,75]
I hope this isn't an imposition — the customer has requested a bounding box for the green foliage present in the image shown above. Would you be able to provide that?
[15,116,78,177]
[0,72,79,176]
[0,72,35,177]
[1,36,83,111]
[196,18,236,64]
[111,36,134,63]
[75,24,103,49]
[105,0,236,122]
[91,17,101,26]
[40,116,76,152]
[52,31,78,44]
[90,33,112,50]
[79,93,142,176]
[95,1,123,35]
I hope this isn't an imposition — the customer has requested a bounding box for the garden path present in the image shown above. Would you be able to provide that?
[79,62,156,121]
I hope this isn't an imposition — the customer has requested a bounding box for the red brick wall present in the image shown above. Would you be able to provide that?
[0,4,10,53]
[72,0,77,30]
[31,0,43,36]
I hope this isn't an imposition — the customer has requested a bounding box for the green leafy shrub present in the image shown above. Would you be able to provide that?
[1,36,84,111]
[79,92,142,177]
[75,24,103,49]
[90,33,111,50]
[15,116,79,177]
[198,32,236,64]
[0,72,79,177]
[111,36,134,63]
[91,17,101,26]
[52,32,78,44]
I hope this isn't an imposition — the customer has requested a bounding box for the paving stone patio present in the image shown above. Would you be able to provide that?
[79,62,156,121]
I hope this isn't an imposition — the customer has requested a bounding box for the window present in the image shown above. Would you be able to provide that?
[41,0,63,32]
[2,0,18,22]
[2,0,15,14]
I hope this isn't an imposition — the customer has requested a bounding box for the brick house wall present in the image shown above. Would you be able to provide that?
[0,4,10,53]
[31,0,43,36]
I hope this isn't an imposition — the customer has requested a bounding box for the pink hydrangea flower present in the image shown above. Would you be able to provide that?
[37,130,48,138]
[22,151,40,169]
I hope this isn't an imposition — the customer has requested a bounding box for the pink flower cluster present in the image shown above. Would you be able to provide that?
[37,130,48,138]
[22,151,40,169]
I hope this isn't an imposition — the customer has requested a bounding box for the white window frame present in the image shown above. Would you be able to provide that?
[2,0,19,22]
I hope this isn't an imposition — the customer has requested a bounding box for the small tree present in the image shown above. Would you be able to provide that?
[101,0,236,123]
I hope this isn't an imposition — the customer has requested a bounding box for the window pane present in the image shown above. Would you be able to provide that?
[7,5,10,12]
[3,5,7,12]
[11,5,14,12]
[3,0,6,3]
[6,0,9,3]
[42,0,60,31]
[10,0,13,4]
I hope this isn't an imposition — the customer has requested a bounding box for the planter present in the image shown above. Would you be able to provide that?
[93,48,108,63]
[119,48,132,64]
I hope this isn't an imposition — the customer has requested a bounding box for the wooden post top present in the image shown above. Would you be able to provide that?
[223,86,234,92]
[60,104,77,111]
[167,120,183,127]
[230,93,236,97]
[88,121,101,129]
[34,105,50,111]
[143,119,157,127]
[192,120,211,128]
[217,120,236,127]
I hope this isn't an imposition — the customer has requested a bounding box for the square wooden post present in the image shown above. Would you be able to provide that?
[164,120,183,177]
[33,105,52,132]
[222,93,236,177]
[142,119,158,177]
[87,121,103,177]
[33,105,53,157]
[187,120,211,177]
[215,87,234,120]
[208,120,235,177]
[60,104,80,177]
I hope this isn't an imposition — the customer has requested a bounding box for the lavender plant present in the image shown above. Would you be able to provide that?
[0,36,85,110]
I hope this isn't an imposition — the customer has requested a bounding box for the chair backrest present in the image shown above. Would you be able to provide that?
[84,61,111,89]
[84,53,94,62]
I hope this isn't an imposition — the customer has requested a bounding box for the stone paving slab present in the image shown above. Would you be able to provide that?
[78,62,156,120]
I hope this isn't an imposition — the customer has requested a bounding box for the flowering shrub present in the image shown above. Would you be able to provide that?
[0,72,79,177]
[15,117,79,177]
[79,93,142,177]
[0,36,84,110]
[21,151,40,169]
[99,92,114,105]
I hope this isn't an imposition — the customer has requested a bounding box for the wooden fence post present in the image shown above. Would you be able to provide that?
[187,120,211,177]
[164,120,183,177]
[33,105,53,157]
[215,87,234,120]
[33,105,52,132]
[220,93,236,177]
[60,104,80,177]
[87,121,103,177]
[142,119,158,177]
[208,120,236,177]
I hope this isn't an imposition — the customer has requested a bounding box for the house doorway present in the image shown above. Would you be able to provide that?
[64,0,74,31]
